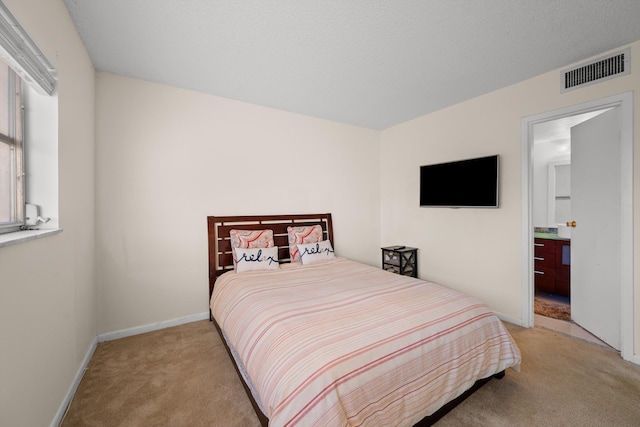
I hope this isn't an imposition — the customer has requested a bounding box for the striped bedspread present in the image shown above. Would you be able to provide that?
[211,257,521,427]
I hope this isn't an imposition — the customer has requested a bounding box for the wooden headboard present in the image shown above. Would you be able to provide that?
[207,213,334,301]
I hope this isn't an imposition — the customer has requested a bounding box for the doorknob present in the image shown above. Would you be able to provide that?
[566,220,577,228]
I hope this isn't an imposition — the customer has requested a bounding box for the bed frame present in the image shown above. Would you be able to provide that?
[207,213,503,426]
[207,213,334,305]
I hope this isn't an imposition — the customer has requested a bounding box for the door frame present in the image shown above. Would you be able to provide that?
[520,92,634,362]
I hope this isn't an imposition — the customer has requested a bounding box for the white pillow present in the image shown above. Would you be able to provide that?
[297,240,336,265]
[234,246,280,273]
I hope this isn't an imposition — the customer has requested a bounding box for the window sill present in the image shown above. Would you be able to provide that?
[0,228,63,248]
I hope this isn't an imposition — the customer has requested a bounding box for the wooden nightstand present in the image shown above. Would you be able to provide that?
[381,246,418,278]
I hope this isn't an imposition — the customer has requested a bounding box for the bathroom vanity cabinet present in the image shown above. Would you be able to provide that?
[534,237,570,297]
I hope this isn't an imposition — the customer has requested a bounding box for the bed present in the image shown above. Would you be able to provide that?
[207,213,521,426]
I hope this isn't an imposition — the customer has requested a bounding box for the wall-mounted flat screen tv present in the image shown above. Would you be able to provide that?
[420,155,499,208]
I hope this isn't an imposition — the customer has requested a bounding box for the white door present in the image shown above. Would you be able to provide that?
[570,107,621,350]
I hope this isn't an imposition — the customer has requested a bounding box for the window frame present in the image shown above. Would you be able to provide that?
[0,1,58,244]
[0,64,24,234]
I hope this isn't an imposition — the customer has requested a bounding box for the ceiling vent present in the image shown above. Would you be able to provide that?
[561,48,630,93]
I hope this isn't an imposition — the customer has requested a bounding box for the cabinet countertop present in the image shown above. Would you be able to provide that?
[534,232,570,241]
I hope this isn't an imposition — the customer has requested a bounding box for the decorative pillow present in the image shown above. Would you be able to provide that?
[297,240,336,265]
[234,246,279,273]
[287,224,323,262]
[230,229,274,266]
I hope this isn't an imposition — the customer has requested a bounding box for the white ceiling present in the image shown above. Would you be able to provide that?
[62,0,640,130]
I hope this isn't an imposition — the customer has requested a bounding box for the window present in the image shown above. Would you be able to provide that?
[0,60,23,233]
[0,2,58,244]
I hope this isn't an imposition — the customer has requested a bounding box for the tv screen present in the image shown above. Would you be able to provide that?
[419,155,499,208]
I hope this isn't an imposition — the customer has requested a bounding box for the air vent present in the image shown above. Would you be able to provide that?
[561,48,630,93]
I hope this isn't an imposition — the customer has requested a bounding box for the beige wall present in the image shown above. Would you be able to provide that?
[0,1,96,427]
[380,41,640,356]
[95,73,381,334]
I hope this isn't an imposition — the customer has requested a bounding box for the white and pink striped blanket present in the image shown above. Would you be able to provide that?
[211,257,521,427]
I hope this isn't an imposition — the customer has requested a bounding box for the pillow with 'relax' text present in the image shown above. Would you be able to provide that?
[234,246,279,273]
[297,240,335,265]
[230,229,274,269]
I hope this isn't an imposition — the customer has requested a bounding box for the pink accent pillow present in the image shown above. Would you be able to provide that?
[230,229,274,267]
[287,225,323,262]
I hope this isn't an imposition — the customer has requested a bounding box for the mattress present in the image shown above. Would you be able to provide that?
[211,257,521,426]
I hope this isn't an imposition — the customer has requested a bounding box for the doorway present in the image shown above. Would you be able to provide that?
[521,92,634,361]
[531,111,606,329]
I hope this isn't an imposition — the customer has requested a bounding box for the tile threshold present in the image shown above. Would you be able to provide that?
[534,314,612,349]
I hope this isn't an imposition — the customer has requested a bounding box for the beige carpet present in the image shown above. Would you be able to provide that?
[61,320,640,427]
[62,320,260,427]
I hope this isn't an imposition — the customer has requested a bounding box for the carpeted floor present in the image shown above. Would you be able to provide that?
[62,320,260,427]
[61,320,640,427]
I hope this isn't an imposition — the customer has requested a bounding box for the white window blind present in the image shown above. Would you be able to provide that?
[0,2,57,95]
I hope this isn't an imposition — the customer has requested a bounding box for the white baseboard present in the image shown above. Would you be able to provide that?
[97,311,210,342]
[495,311,525,327]
[50,336,97,427]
